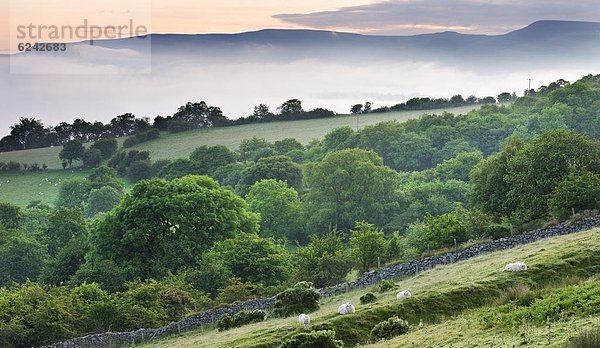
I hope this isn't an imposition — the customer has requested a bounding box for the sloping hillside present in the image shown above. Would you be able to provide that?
[0,105,479,170]
[141,227,600,347]
[0,105,479,207]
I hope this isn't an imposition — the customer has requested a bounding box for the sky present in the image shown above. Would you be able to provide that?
[2,0,599,52]
[0,0,598,135]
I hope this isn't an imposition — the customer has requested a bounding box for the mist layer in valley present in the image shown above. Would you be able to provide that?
[1,20,599,135]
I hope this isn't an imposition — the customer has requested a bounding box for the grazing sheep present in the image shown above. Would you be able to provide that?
[298,313,310,326]
[504,261,527,272]
[396,290,412,300]
[338,302,356,315]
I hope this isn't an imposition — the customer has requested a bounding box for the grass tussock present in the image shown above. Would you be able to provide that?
[493,283,536,306]
[565,327,600,348]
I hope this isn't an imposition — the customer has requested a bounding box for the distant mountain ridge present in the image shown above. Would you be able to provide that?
[4,20,599,64]
[69,20,598,67]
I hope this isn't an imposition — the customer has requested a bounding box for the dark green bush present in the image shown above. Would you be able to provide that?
[273,281,320,317]
[122,137,139,148]
[360,293,377,304]
[378,280,396,293]
[280,330,343,348]
[217,309,267,331]
[6,161,20,172]
[217,315,233,331]
[370,316,410,341]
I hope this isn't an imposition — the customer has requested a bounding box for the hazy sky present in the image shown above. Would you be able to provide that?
[2,0,599,51]
[1,0,598,135]
[1,0,374,51]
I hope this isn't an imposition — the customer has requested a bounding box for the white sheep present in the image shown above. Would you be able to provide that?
[504,261,527,272]
[298,313,310,326]
[338,302,356,315]
[396,290,412,300]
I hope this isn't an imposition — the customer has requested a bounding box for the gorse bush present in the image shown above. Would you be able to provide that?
[280,330,343,348]
[378,280,396,293]
[217,309,266,331]
[360,293,377,304]
[370,316,410,341]
[273,282,320,317]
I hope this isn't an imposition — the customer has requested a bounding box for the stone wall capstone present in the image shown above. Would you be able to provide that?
[44,216,600,348]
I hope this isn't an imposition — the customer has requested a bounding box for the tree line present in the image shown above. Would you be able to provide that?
[1,89,520,153]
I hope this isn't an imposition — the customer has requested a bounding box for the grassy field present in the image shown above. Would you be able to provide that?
[0,105,480,170]
[0,105,480,207]
[142,227,600,348]
[0,169,136,207]
[0,169,91,207]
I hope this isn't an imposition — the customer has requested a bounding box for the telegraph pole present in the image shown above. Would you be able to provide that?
[526,78,534,96]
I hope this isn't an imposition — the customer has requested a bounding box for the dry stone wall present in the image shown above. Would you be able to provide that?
[46,216,600,348]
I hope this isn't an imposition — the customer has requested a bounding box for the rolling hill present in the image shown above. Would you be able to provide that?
[140,226,600,347]
[0,105,480,207]
[74,20,600,66]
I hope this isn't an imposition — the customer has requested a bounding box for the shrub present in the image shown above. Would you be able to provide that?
[83,148,103,168]
[217,310,266,331]
[360,293,377,304]
[565,327,600,348]
[378,280,396,293]
[122,137,139,148]
[215,278,256,305]
[124,129,161,148]
[273,281,320,317]
[6,161,20,171]
[126,160,152,182]
[370,316,410,341]
[280,330,343,348]
[139,128,160,142]
[494,283,537,306]
[216,315,233,331]
[91,138,118,159]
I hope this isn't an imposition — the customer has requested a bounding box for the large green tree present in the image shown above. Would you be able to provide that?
[90,137,118,159]
[470,136,525,216]
[548,169,600,220]
[84,186,123,218]
[349,222,388,273]
[245,179,304,242]
[0,230,47,286]
[0,203,24,229]
[304,149,400,232]
[205,233,292,287]
[59,140,85,168]
[358,121,434,172]
[506,130,600,220]
[56,178,92,209]
[189,145,237,173]
[293,229,352,288]
[238,156,303,195]
[43,207,88,257]
[86,175,259,281]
